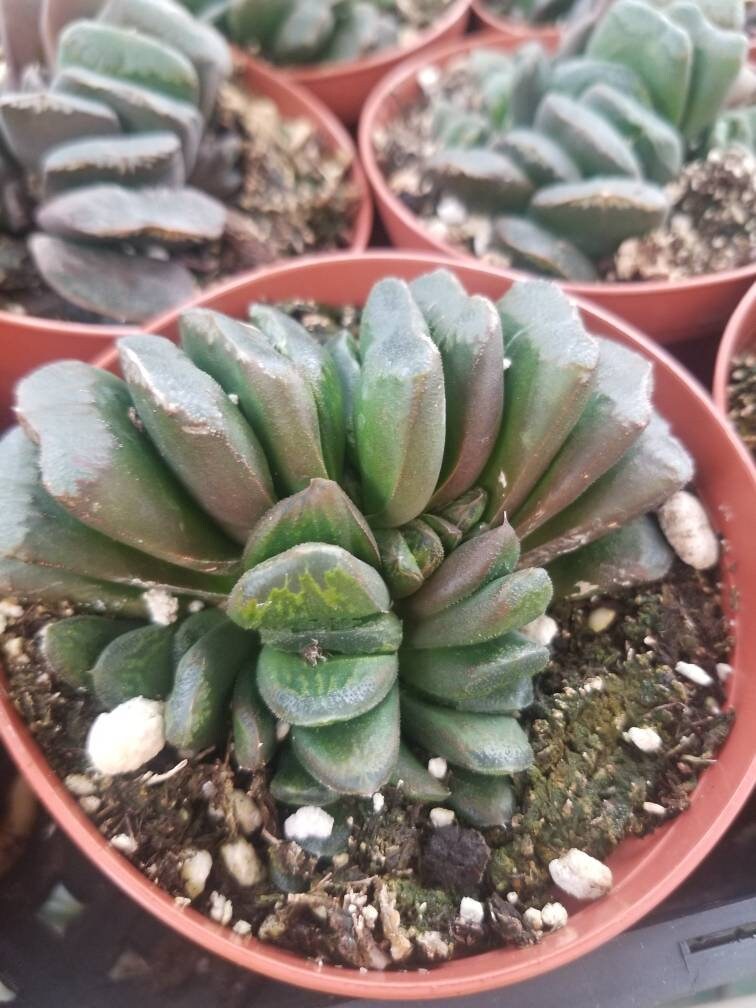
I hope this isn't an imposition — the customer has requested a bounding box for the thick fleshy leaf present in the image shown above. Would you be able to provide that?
[522,414,694,565]
[405,522,520,620]
[0,91,119,169]
[165,620,255,754]
[586,0,693,124]
[534,93,641,178]
[53,67,203,172]
[356,279,446,527]
[327,330,361,462]
[493,217,599,282]
[119,335,274,545]
[231,666,276,771]
[227,0,291,46]
[428,148,533,211]
[228,543,391,632]
[546,515,674,599]
[41,0,102,60]
[436,487,487,534]
[408,568,553,649]
[448,768,516,828]
[16,361,239,574]
[92,624,174,709]
[260,612,403,656]
[257,646,397,726]
[494,129,581,188]
[270,746,340,807]
[172,607,226,662]
[481,281,599,523]
[400,631,547,707]
[509,42,551,125]
[180,309,328,495]
[421,513,463,552]
[389,741,451,802]
[242,478,379,571]
[550,57,652,105]
[58,20,200,106]
[271,0,335,64]
[373,528,424,600]
[29,234,198,324]
[38,615,143,690]
[514,339,653,538]
[401,519,444,581]
[291,683,400,796]
[530,178,670,258]
[42,132,186,197]
[325,2,399,62]
[410,270,505,508]
[0,557,151,618]
[400,691,534,775]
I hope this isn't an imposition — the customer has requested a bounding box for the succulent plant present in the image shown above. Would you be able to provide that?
[0,0,233,322]
[427,0,752,277]
[1,272,691,827]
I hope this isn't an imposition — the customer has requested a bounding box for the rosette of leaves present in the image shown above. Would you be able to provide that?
[0,0,233,322]
[428,0,750,279]
[0,271,690,826]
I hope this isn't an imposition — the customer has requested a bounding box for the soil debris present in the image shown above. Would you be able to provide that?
[728,350,756,457]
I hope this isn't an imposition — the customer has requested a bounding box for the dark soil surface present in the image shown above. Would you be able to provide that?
[728,351,756,458]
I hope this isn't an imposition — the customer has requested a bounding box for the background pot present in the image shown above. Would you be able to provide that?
[245,0,472,126]
[2,250,756,1000]
[0,55,373,429]
[358,33,756,345]
[713,280,756,435]
[472,0,562,47]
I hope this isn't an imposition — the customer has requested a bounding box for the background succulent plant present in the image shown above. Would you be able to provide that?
[0,272,691,827]
[428,0,753,278]
[0,0,233,321]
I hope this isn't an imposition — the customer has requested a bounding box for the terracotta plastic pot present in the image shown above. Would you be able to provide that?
[713,280,756,425]
[358,33,756,345]
[241,0,472,126]
[472,0,562,47]
[2,250,755,999]
[0,55,373,429]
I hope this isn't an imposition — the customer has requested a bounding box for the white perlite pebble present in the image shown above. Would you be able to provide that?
[0,601,23,620]
[372,792,385,813]
[643,802,667,817]
[541,902,568,930]
[588,607,616,633]
[86,697,165,775]
[231,790,262,834]
[416,930,451,961]
[209,891,233,926]
[658,491,719,570]
[284,806,334,843]
[716,662,733,682]
[417,65,440,92]
[232,919,252,936]
[427,757,447,780]
[523,907,543,932]
[506,891,519,905]
[142,587,179,625]
[625,726,663,754]
[181,849,213,900]
[437,196,466,227]
[549,849,613,901]
[521,614,558,647]
[429,807,455,828]
[110,834,137,855]
[79,795,101,814]
[64,773,96,797]
[459,897,485,925]
[220,838,265,887]
[676,661,714,687]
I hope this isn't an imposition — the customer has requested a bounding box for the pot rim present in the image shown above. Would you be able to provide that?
[713,280,756,414]
[0,53,372,342]
[357,31,756,301]
[5,248,756,1000]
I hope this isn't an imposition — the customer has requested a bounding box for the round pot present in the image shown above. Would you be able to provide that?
[358,33,756,345]
[472,0,562,47]
[713,280,756,428]
[0,745,36,881]
[2,250,756,998]
[0,55,373,429]
[244,0,472,127]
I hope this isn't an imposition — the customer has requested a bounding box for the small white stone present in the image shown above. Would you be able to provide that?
[658,491,719,570]
[142,587,179,625]
[372,792,385,813]
[231,790,262,834]
[541,902,568,931]
[228,393,240,406]
[506,891,519,905]
[79,795,101,814]
[549,849,613,901]
[429,807,455,828]
[275,720,290,741]
[676,661,714,687]
[459,897,485,925]
[3,637,24,660]
[643,802,667,817]
[110,833,137,855]
[521,614,558,647]
[416,930,451,961]
[174,896,191,909]
[716,662,733,682]
[181,849,213,900]
[284,806,334,843]
[588,607,616,633]
[209,891,233,926]
[363,904,379,927]
[187,599,205,613]
[64,773,96,797]
[427,757,447,780]
[583,676,604,693]
[437,195,466,227]
[332,852,350,869]
[417,65,440,92]
[86,698,165,775]
[232,919,252,936]
[220,838,265,887]
[625,726,663,754]
[0,601,23,620]
[522,907,543,932]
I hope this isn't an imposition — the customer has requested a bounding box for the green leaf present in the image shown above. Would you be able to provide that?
[356,279,446,527]
[180,308,328,495]
[448,768,516,828]
[494,128,581,187]
[242,478,379,571]
[436,487,487,534]
[408,568,553,649]
[390,741,450,802]
[534,93,642,178]
[509,42,551,125]
[38,615,143,690]
[271,0,335,64]
[0,557,151,618]
[401,519,445,581]
[428,148,533,211]
[15,366,240,575]
[420,513,463,552]
[172,608,226,662]
[373,528,424,600]
[42,132,185,197]
[92,624,175,709]
[326,330,361,463]
[292,683,400,796]
[257,646,397,726]
[270,745,340,807]
[400,691,534,775]
[228,543,391,632]
[227,0,292,47]
[260,612,403,656]
[231,666,276,771]
[550,57,652,106]
[480,281,599,522]
[493,217,599,282]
